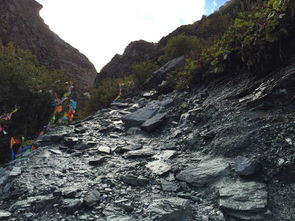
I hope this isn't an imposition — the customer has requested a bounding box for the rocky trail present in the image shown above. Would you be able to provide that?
[0,62,295,221]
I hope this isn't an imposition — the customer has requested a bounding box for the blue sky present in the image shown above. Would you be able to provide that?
[36,0,228,71]
[205,0,228,14]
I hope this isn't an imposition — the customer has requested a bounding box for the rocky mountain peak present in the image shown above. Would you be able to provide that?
[0,0,97,95]
[95,40,158,85]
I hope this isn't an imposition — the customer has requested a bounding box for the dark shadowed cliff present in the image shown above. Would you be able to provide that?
[0,0,97,94]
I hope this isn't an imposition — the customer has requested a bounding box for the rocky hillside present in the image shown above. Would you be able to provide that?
[95,40,158,86]
[0,0,97,94]
[0,57,294,220]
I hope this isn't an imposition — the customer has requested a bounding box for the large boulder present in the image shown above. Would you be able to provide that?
[176,158,229,187]
[219,180,268,220]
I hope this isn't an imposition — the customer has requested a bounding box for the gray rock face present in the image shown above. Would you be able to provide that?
[219,180,267,220]
[234,156,260,176]
[176,158,229,187]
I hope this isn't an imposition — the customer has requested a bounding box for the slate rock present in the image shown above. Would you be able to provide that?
[73,143,90,150]
[9,167,22,177]
[106,215,135,221]
[98,145,111,154]
[219,180,267,220]
[160,179,180,192]
[122,106,159,127]
[234,156,260,176]
[0,210,11,218]
[120,144,142,153]
[153,56,185,77]
[124,149,154,158]
[111,102,130,109]
[84,190,101,207]
[89,156,107,166]
[0,168,7,185]
[176,158,229,187]
[154,210,193,221]
[49,149,63,155]
[10,195,55,212]
[34,134,64,146]
[120,174,149,186]
[61,199,83,212]
[141,113,167,132]
[59,186,80,198]
[146,197,190,217]
[64,137,79,147]
[146,161,172,176]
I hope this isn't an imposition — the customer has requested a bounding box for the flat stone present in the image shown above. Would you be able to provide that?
[146,197,190,217]
[124,149,154,158]
[106,215,135,221]
[176,158,229,187]
[219,180,267,220]
[98,145,111,154]
[155,210,194,221]
[234,156,260,176]
[120,174,149,186]
[0,210,11,218]
[49,149,63,155]
[141,113,167,132]
[121,144,142,153]
[111,102,130,109]
[9,167,22,177]
[146,161,172,176]
[84,190,101,207]
[89,156,107,166]
[122,101,162,127]
[10,195,55,212]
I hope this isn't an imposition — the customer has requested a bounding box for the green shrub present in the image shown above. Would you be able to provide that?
[130,61,158,86]
[0,42,69,139]
[164,34,202,59]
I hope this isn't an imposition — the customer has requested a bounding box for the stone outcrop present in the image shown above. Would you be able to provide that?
[95,40,158,86]
[0,0,97,94]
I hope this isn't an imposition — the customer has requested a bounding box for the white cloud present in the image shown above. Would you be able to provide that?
[35,0,205,71]
[213,0,218,7]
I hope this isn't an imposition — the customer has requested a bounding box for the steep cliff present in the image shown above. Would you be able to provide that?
[0,0,97,94]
